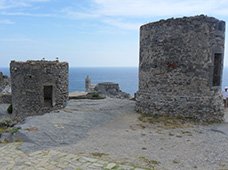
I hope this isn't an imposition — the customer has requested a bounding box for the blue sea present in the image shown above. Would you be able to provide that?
[2,67,228,95]
[0,67,138,95]
[68,67,138,95]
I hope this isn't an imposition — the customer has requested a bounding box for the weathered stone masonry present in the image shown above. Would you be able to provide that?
[136,15,226,122]
[10,60,68,117]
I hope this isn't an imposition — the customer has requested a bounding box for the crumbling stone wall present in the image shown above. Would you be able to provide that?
[10,60,68,117]
[136,15,226,122]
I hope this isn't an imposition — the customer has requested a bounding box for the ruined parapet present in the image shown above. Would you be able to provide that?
[95,82,130,99]
[10,60,68,117]
[136,15,226,122]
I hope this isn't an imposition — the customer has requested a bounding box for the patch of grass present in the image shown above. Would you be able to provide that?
[104,165,119,170]
[7,127,21,134]
[92,93,99,98]
[0,127,20,135]
[0,139,9,144]
[14,139,23,143]
[139,156,160,169]
[0,127,6,134]
[87,92,105,100]
[69,92,105,100]
[89,92,105,99]
[116,160,151,170]
[75,168,82,170]
[138,114,195,129]
[91,152,109,158]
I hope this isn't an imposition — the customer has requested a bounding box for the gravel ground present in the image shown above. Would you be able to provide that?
[1,98,228,170]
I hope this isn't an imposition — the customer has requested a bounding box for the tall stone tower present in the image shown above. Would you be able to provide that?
[136,15,226,122]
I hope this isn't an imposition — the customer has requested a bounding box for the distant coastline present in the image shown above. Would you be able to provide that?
[0,67,138,95]
[2,66,228,93]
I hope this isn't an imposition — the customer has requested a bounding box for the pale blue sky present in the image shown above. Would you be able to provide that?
[0,0,228,67]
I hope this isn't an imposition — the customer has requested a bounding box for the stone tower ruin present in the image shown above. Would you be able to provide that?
[136,15,226,122]
[10,60,68,117]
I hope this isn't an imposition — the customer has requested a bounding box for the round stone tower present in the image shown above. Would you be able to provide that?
[136,15,226,122]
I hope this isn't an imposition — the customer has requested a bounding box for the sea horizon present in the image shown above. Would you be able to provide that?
[2,66,228,94]
[0,67,138,95]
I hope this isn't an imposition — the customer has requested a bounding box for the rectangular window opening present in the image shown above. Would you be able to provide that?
[43,85,53,107]
[213,53,222,86]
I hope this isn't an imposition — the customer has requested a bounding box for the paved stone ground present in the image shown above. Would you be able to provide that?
[0,143,145,170]
[15,98,136,152]
[0,98,228,170]
[0,99,147,169]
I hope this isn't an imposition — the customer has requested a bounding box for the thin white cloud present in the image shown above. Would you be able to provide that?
[93,0,228,17]
[61,8,100,19]
[1,11,54,17]
[29,0,49,2]
[0,38,32,42]
[0,19,14,24]
[0,0,50,9]
[1,0,228,30]
[103,19,140,30]
[0,0,54,18]
[60,0,228,30]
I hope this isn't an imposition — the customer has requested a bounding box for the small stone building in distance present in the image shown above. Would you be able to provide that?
[10,60,68,117]
[136,15,226,122]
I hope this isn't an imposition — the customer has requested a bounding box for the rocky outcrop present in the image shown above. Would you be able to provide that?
[94,82,131,99]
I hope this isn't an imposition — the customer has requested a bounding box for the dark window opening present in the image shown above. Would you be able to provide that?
[43,85,53,107]
[218,21,225,31]
[213,53,222,86]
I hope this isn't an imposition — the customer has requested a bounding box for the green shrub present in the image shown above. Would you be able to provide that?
[7,127,21,134]
[92,93,99,98]
[7,104,13,114]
